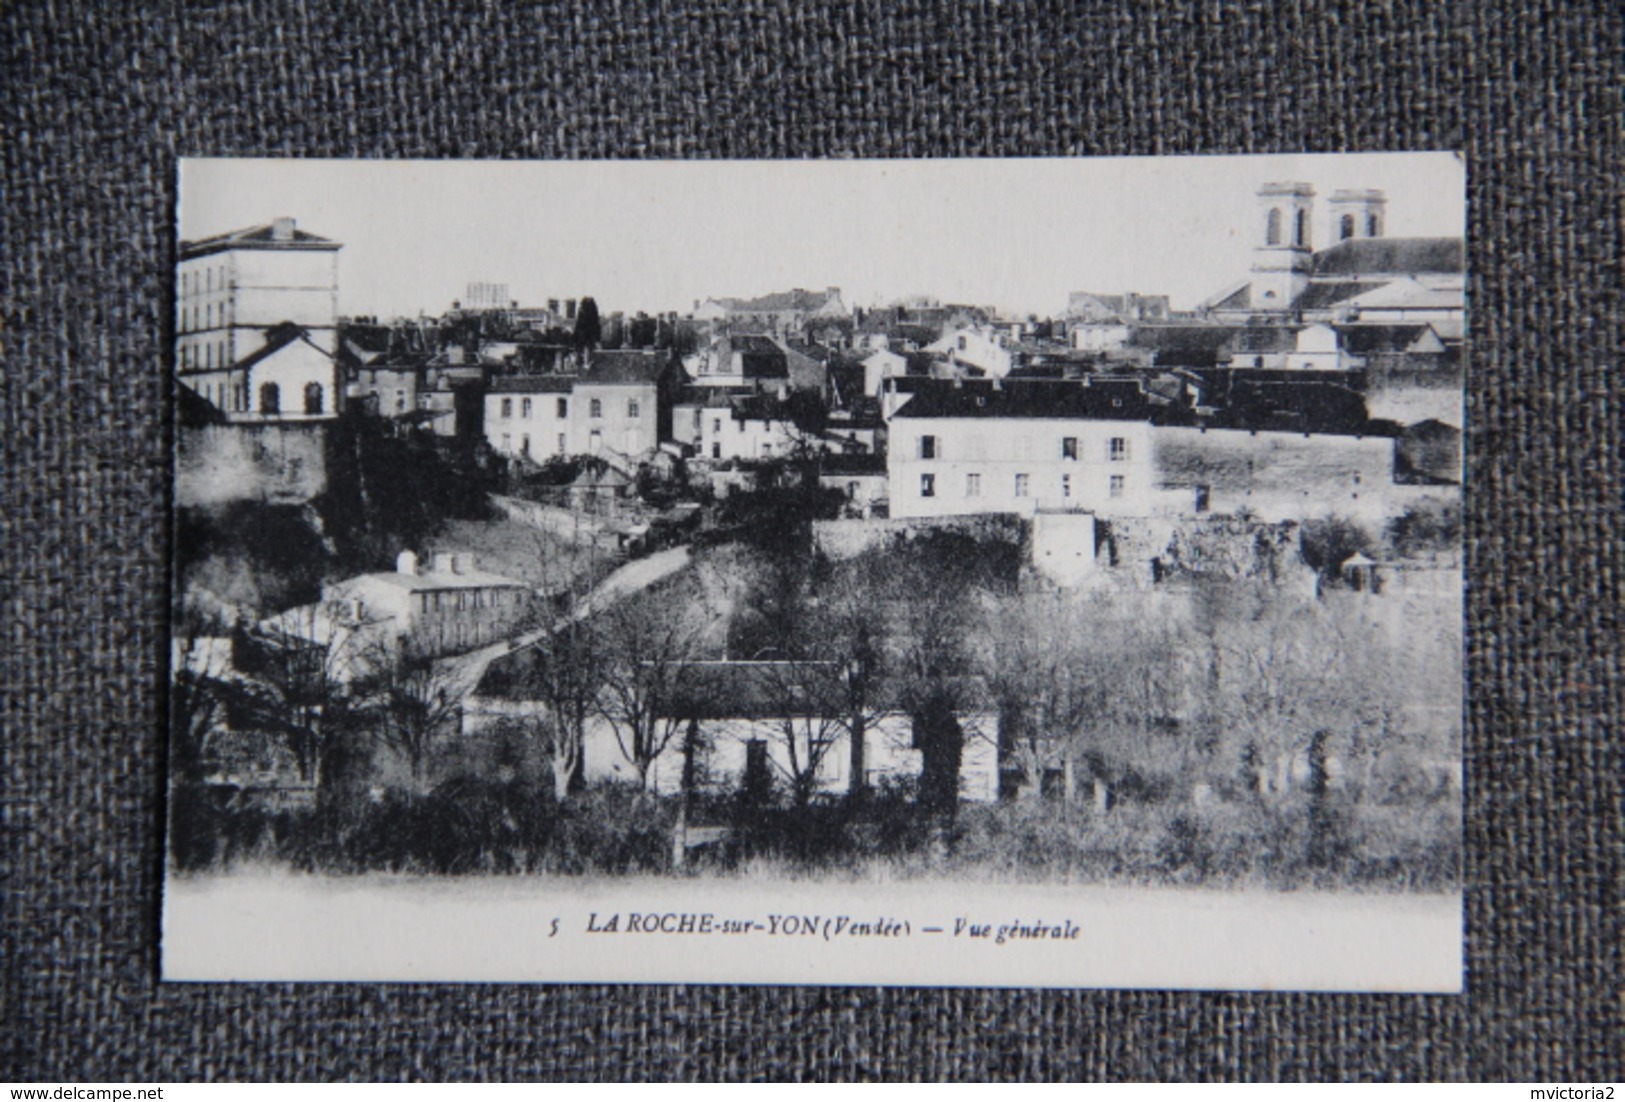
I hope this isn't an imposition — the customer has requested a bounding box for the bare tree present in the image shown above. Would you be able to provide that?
[987,589,1099,801]
[232,604,366,790]
[169,611,237,786]
[520,612,605,802]
[1198,583,1352,801]
[752,658,848,807]
[795,554,894,804]
[594,577,717,790]
[880,534,1006,820]
[356,637,464,792]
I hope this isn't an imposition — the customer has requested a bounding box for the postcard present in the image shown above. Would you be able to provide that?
[164,153,1464,989]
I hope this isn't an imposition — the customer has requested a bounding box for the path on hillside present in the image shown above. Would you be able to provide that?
[434,545,692,699]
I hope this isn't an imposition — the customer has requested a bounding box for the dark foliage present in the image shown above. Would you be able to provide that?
[1298,515,1373,572]
[315,414,500,572]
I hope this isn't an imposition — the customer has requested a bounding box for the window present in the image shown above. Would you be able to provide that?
[259,382,280,415]
[304,382,324,415]
[1061,436,1078,460]
[920,473,936,497]
[557,433,566,454]
[1014,473,1029,498]
[589,429,602,452]
[1061,473,1071,498]
[1109,437,1129,461]
[521,434,530,455]
[628,399,640,418]
[590,398,602,418]
[557,397,568,418]
[965,472,981,497]
[395,389,407,413]
[521,397,532,418]
[1109,474,1125,499]
[918,434,938,459]
[1295,208,1308,247]
[502,433,511,451]
[957,335,968,351]
[205,344,214,370]
[1266,207,1283,245]
[1340,213,1356,241]
[693,409,703,431]
[761,442,773,458]
[1367,213,1380,237]
[712,418,722,435]
[501,397,513,418]
[712,442,721,459]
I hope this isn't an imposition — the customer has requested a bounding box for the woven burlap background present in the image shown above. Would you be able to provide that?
[3,0,1620,1082]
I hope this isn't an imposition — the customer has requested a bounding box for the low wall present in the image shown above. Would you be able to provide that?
[812,513,1023,560]
[175,422,328,507]
[1151,426,1433,524]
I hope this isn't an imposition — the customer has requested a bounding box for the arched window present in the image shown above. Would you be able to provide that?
[260,382,281,415]
[1367,213,1380,237]
[304,382,324,414]
[1266,208,1283,245]
[1340,213,1356,241]
[1295,208,1308,247]
[590,398,602,418]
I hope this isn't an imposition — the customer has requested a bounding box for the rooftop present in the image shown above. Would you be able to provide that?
[891,377,1153,421]
[581,351,671,385]
[180,218,340,259]
[1311,237,1464,277]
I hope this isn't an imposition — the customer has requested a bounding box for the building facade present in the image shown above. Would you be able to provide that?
[887,381,1158,519]
[176,218,342,420]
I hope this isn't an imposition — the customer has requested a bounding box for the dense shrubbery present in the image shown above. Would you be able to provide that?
[171,773,1458,891]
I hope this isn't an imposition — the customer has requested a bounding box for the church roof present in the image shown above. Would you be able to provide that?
[1294,281,1373,310]
[1311,237,1464,277]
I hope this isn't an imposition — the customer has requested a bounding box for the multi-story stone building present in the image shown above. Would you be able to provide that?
[176,217,342,420]
[484,351,669,462]
[887,379,1158,519]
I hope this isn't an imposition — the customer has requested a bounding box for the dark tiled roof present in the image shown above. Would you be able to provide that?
[581,351,669,385]
[180,223,339,258]
[1205,284,1254,312]
[1337,324,1436,354]
[1127,324,1238,353]
[1227,326,1301,354]
[891,378,1152,421]
[488,374,574,394]
[1295,281,1373,310]
[1311,237,1464,276]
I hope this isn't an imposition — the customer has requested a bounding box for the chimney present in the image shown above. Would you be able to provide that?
[453,552,474,575]
[396,550,418,576]
[271,217,295,241]
[431,552,455,575]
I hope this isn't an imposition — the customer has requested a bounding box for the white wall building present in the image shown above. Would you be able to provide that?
[887,381,1159,519]
[176,218,342,420]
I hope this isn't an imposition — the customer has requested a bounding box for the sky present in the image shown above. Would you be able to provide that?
[179,153,1464,320]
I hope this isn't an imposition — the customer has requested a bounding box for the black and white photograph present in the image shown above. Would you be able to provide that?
[163,154,1465,990]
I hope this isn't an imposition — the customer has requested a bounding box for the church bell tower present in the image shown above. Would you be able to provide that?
[1249,181,1315,312]
[1329,188,1387,242]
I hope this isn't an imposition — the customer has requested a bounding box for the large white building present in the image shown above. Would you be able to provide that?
[485,352,667,462]
[887,379,1159,519]
[176,218,342,420]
